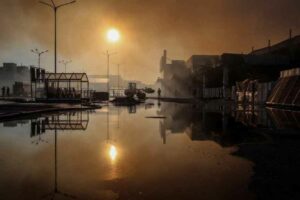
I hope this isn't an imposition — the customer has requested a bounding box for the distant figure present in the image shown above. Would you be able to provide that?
[157,88,161,98]
[6,87,10,97]
[1,87,5,97]
[72,88,76,98]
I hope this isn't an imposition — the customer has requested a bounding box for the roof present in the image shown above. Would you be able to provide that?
[186,55,220,70]
[187,55,219,62]
[251,35,300,55]
[45,73,89,82]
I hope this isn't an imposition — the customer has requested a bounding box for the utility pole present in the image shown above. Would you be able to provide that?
[103,51,117,100]
[102,51,116,145]
[39,0,76,74]
[59,60,72,73]
[31,49,48,70]
[117,64,120,89]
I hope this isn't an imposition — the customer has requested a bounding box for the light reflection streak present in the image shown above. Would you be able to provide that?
[109,145,118,161]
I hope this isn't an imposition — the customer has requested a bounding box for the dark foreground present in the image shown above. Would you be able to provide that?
[0,101,100,120]
[0,100,299,200]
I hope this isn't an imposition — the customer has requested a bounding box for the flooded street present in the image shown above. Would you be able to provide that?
[0,100,299,200]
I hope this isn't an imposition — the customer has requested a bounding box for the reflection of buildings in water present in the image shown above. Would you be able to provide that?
[3,120,30,127]
[233,105,273,128]
[158,102,193,133]
[45,111,89,131]
[127,105,136,113]
[158,102,274,147]
[111,101,155,115]
[31,118,47,145]
[144,102,155,110]
[36,111,90,199]
[30,111,89,135]
[30,111,90,145]
[158,102,195,144]
[3,121,19,127]
[233,106,300,130]
[266,108,300,130]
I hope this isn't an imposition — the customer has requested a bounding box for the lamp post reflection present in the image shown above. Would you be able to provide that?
[28,111,90,199]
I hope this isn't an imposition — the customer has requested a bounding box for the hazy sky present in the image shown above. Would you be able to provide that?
[0,0,300,83]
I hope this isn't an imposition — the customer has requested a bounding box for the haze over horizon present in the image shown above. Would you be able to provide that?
[0,0,300,84]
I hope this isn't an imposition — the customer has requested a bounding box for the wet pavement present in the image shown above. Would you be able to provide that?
[0,100,299,200]
[0,102,100,120]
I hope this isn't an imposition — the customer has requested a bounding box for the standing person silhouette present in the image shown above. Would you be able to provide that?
[1,86,5,97]
[157,88,161,98]
[6,87,10,97]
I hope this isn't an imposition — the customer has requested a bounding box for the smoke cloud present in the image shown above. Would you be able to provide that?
[0,0,300,83]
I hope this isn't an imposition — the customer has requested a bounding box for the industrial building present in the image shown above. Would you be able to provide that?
[0,63,31,97]
[160,50,192,98]
[186,55,220,98]
[0,63,92,102]
[159,34,300,108]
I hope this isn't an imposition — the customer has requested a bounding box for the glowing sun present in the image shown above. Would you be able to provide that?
[107,28,120,43]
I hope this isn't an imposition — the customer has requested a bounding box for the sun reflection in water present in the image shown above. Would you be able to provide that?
[109,145,118,162]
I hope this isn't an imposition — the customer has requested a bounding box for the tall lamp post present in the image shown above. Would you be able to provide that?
[117,64,120,89]
[31,48,48,99]
[59,60,72,73]
[39,0,76,74]
[103,51,117,99]
[105,28,120,99]
[31,48,48,70]
[114,63,122,96]
[104,28,120,145]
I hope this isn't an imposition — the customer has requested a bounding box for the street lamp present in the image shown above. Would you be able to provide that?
[117,64,120,89]
[39,0,76,74]
[59,60,72,73]
[31,48,48,98]
[113,63,122,96]
[103,51,117,99]
[31,48,48,70]
[104,29,120,98]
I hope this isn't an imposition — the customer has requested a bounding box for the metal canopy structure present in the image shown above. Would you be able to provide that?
[38,72,91,101]
[45,73,89,82]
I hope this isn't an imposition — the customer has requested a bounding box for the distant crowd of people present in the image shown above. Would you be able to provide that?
[47,87,81,99]
[1,86,10,97]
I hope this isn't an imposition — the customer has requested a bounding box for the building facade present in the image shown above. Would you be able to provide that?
[0,63,31,96]
[160,50,192,98]
[159,34,300,104]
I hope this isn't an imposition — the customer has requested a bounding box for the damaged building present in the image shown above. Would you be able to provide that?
[159,33,300,107]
